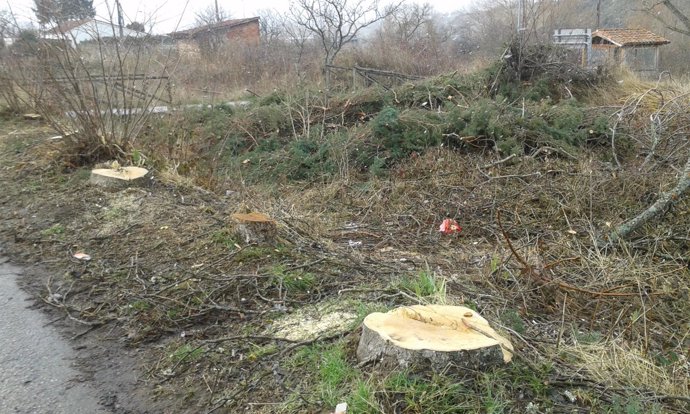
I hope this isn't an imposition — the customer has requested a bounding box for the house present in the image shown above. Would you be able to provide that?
[43,19,144,47]
[169,17,260,51]
[591,28,670,73]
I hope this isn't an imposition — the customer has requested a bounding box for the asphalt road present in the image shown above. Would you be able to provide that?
[0,257,107,414]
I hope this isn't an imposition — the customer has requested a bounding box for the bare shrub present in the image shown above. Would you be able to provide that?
[5,20,173,164]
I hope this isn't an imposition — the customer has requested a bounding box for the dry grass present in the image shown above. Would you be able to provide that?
[562,340,689,398]
[1,64,689,412]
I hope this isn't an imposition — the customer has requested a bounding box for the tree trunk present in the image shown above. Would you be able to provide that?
[608,155,690,244]
[662,0,690,34]
[596,0,602,28]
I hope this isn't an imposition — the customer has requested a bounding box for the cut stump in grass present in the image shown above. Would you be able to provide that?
[357,305,513,373]
[89,167,150,190]
[231,212,277,244]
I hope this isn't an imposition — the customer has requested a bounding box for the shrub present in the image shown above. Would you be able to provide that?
[371,107,444,163]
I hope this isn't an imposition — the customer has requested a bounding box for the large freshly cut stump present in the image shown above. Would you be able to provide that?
[231,212,277,244]
[90,166,150,190]
[357,305,513,373]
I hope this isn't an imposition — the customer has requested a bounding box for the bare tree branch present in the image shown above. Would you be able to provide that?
[289,0,403,66]
[609,155,690,244]
[640,0,690,37]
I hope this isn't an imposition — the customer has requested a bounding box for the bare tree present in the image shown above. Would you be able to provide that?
[257,9,285,45]
[382,2,433,44]
[194,4,230,27]
[641,0,690,36]
[289,0,403,67]
[0,9,15,46]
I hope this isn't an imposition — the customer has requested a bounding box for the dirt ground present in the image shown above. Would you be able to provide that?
[0,120,198,413]
[0,116,688,413]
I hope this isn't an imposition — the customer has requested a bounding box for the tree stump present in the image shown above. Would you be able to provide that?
[89,167,151,190]
[231,212,277,244]
[357,305,513,373]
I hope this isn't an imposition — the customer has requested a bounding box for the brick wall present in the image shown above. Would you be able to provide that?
[223,20,260,46]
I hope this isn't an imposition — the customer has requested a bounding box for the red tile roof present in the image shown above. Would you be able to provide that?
[592,28,670,47]
[170,17,259,39]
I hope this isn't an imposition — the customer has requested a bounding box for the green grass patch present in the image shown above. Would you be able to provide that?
[291,342,357,407]
[381,371,475,413]
[247,343,279,361]
[170,344,204,362]
[128,300,151,313]
[41,223,65,237]
[269,264,318,293]
[500,309,526,335]
[210,229,239,248]
[396,270,447,303]
[232,246,288,264]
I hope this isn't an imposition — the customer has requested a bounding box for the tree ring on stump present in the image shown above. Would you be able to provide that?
[357,305,513,374]
[89,167,150,190]
[231,212,277,244]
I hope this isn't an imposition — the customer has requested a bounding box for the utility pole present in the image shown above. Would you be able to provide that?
[215,0,220,23]
[596,0,602,28]
[115,0,124,37]
[517,0,523,34]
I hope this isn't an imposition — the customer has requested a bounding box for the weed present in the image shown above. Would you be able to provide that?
[247,344,278,361]
[73,168,92,182]
[270,265,317,293]
[489,254,502,273]
[129,300,150,312]
[22,180,43,194]
[232,246,284,264]
[610,395,663,414]
[170,344,203,362]
[396,270,447,303]
[350,301,390,329]
[166,308,182,320]
[291,343,356,407]
[103,207,125,220]
[211,230,239,248]
[41,223,65,237]
[500,309,526,335]
[480,371,510,414]
[573,330,603,345]
[346,380,379,414]
[382,372,474,413]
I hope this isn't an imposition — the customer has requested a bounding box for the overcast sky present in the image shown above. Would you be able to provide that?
[6,0,479,34]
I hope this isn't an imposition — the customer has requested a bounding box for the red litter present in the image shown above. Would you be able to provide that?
[439,219,462,235]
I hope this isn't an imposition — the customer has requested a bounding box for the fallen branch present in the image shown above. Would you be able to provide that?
[607,155,690,245]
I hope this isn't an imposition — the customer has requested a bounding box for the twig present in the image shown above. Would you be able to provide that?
[481,154,517,169]
[557,292,567,349]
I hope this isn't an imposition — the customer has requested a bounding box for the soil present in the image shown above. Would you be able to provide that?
[2,256,169,414]
[0,117,687,413]
[0,121,201,412]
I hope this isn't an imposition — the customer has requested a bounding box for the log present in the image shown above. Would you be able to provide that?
[231,212,277,244]
[357,305,513,373]
[89,166,150,190]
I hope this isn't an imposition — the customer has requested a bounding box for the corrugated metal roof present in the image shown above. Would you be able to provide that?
[592,28,670,47]
[46,18,92,34]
